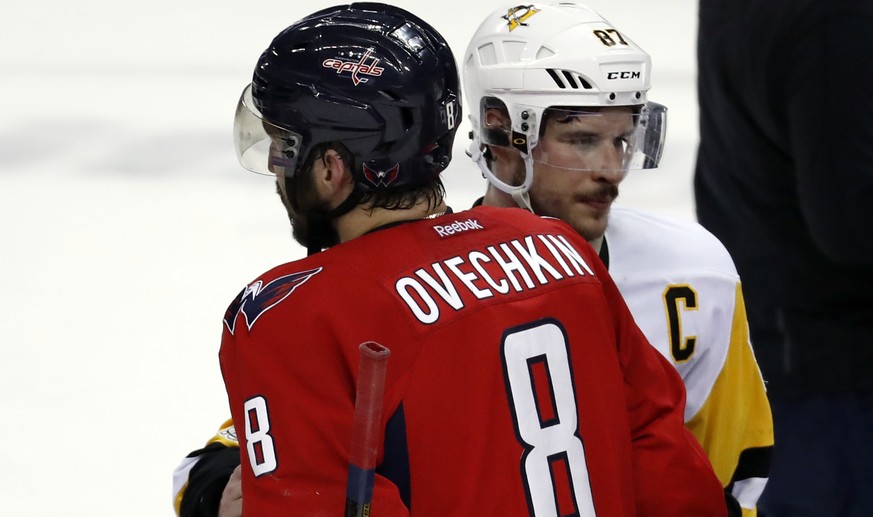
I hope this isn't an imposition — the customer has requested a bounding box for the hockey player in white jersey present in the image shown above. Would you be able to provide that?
[464,2,773,515]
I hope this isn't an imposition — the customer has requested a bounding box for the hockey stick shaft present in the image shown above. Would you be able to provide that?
[345,341,390,517]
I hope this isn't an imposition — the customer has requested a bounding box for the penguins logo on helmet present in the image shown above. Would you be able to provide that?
[502,5,541,31]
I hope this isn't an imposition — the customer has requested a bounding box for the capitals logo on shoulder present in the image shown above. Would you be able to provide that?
[224,267,322,335]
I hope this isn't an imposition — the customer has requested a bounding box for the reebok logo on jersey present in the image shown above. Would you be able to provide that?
[433,218,484,238]
[223,267,323,335]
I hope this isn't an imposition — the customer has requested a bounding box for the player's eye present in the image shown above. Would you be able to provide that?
[565,135,597,148]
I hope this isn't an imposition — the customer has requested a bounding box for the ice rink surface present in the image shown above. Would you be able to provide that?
[0,1,700,514]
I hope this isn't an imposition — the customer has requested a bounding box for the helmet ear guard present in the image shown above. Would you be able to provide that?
[468,97,536,209]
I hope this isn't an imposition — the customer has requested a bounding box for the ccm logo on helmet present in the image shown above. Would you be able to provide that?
[607,71,641,80]
[433,218,485,237]
[322,49,385,86]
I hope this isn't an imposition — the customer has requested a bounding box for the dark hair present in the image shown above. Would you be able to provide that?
[290,141,445,214]
[360,178,446,212]
[541,105,642,134]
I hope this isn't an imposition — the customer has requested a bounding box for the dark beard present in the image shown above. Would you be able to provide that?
[276,181,340,252]
[289,210,340,251]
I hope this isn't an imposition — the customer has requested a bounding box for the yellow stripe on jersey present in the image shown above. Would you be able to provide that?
[173,482,185,516]
[685,284,774,492]
[207,418,239,447]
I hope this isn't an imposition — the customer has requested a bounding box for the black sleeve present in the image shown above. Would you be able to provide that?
[725,490,742,517]
[725,446,772,517]
[787,1,873,264]
[178,443,242,517]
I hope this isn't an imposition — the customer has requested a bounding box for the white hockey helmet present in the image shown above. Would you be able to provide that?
[463,2,667,204]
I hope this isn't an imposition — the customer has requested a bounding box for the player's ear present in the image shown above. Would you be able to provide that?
[313,148,354,203]
[484,107,510,129]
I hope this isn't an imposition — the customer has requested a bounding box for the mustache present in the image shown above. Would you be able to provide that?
[577,183,619,203]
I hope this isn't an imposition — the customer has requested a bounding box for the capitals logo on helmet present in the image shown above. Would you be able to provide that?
[322,49,385,86]
[363,163,400,188]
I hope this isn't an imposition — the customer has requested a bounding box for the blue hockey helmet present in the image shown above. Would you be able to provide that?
[234,3,462,192]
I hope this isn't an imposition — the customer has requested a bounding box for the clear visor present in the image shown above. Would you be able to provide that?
[233,84,304,177]
[482,102,666,172]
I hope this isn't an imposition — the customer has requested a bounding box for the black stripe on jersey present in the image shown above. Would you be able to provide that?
[724,446,772,516]
[598,236,610,269]
[378,403,411,509]
[729,445,773,483]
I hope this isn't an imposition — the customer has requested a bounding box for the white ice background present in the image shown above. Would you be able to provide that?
[0,1,699,514]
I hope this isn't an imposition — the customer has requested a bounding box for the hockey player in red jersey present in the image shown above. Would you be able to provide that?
[176,3,726,516]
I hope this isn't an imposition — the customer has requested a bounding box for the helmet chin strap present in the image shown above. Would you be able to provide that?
[512,155,535,212]
[306,185,366,255]
[286,168,366,256]
[471,141,534,212]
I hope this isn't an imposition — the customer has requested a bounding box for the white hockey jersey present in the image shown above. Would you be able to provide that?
[605,205,773,516]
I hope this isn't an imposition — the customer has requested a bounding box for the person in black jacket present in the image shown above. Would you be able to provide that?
[695,0,873,514]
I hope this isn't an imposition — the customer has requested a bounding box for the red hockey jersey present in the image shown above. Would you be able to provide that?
[219,205,725,516]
